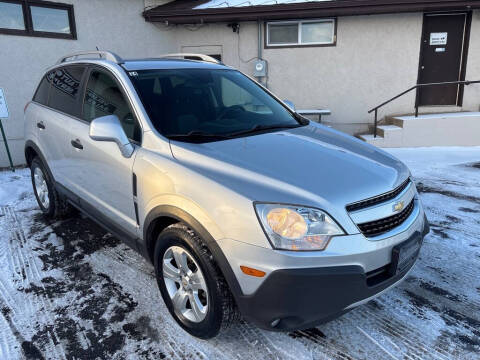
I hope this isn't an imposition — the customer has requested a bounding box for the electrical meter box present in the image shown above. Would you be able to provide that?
[253,59,267,77]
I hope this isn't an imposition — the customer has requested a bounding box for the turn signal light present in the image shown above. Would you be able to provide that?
[240,266,266,277]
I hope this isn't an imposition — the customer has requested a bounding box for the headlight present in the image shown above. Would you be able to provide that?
[255,203,344,251]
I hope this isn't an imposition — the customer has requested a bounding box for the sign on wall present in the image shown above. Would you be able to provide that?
[0,88,9,118]
[430,32,448,46]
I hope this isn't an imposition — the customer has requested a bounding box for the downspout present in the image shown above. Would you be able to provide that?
[257,20,262,84]
[258,20,262,62]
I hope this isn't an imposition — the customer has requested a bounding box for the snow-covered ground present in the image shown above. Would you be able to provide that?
[0,147,479,360]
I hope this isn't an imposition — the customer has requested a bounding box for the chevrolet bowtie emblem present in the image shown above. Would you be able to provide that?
[393,201,405,212]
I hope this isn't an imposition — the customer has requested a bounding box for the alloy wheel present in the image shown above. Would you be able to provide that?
[34,167,50,209]
[162,246,209,323]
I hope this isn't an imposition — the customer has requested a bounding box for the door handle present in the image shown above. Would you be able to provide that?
[37,121,45,129]
[71,139,83,150]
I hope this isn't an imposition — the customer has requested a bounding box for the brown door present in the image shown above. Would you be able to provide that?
[417,13,470,106]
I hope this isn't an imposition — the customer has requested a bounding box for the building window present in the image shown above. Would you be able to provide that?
[0,0,76,39]
[0,2,25,30]
[266,19,336,48]
[31,5,71,34]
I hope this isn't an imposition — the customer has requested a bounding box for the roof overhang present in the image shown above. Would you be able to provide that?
[143,0,480,24]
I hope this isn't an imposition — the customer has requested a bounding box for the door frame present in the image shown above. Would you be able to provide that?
[415,11,472,107]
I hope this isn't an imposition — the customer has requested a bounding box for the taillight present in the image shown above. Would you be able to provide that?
[24,101,31,113]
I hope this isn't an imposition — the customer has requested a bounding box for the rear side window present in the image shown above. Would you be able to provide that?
[83,69,141,143]
[47,65,85,116]
[33,76,51,105]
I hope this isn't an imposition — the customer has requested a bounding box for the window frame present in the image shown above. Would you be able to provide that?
[81,65,143,145]
[0,0,76,39]
[265,18,336,49]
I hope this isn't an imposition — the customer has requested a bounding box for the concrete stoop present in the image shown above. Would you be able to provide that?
[358,112,480,147]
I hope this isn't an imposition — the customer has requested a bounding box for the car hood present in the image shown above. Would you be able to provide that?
[169,123,410,210]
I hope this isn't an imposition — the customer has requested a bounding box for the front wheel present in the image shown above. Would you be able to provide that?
[154,223,238,338]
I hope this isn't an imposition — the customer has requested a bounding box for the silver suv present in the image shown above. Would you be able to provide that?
[24,51,429,339]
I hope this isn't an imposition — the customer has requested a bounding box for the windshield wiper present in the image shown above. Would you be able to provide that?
[226,124,302,137]
[166,124,303,142]
[166,130,232,142]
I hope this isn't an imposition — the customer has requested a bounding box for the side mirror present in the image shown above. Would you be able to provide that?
[283,100,296,112]
[89,115,134,158]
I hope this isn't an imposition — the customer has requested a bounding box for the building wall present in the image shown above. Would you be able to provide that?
[173,12,480,134]
[265,13,423,134]
[463,10,480,111]
[171,22,262,87]
[0,0,177,167]
[2,6,479,167]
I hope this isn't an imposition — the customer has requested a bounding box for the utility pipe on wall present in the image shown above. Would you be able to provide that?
[257,20,262,83]
[258,20,262,62]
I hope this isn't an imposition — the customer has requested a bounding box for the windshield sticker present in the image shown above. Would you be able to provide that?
[47,68,81,98]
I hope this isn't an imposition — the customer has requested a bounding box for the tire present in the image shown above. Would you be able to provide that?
[154,223,238,339]
[30,156,74,219]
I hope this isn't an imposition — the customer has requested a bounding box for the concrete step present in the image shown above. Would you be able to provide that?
[377,125,402,140]
[359,111,480,147]
[391,117,406,128]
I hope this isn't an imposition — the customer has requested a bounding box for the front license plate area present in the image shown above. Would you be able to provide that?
[390,234,423,275]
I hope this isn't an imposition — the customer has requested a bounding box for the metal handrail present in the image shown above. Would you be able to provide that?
[57,50,123,64]
[160,53,221,63]
[368,80,480,137]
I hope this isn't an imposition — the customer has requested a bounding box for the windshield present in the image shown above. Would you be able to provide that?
[128,68,303,141]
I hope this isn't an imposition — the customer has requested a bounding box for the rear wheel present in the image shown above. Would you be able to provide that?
[154,223,238,338]
[30,156,74,218]
[32,164,50,211]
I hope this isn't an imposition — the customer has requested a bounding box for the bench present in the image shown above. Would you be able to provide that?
[296,109,331,123]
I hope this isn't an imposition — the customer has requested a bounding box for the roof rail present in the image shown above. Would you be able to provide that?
[160,53,220,64]
[57,50,123,65]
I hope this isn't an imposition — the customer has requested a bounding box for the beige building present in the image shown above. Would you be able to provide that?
[1,0,480,167]
[144,0,480,147]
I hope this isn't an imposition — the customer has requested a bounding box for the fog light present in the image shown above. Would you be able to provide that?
[271,319,280,327]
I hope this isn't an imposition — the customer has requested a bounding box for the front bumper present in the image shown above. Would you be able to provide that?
[227,214,430,331]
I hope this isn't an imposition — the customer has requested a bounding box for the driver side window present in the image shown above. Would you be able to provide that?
[82,69,141,143]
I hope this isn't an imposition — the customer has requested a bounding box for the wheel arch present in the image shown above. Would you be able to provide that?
[24,140,54,181]
[24,145,37,167]
[143,205,244,297]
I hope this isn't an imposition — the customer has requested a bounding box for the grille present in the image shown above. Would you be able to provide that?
[346,178,411,212]
[357,199,415,237]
